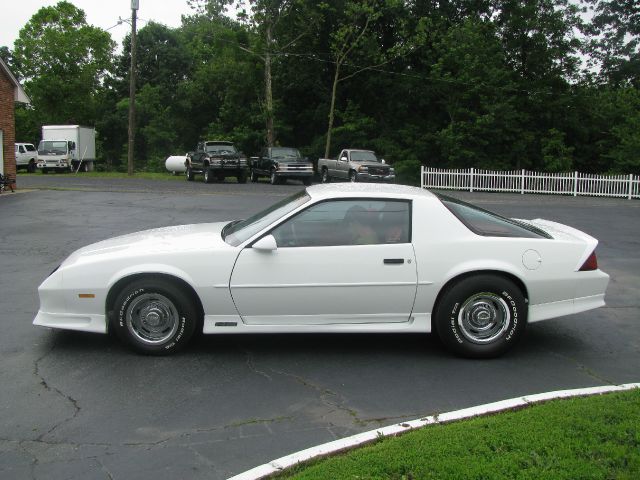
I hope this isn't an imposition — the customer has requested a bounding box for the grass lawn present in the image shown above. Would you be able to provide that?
[275,389,639,479]
[18,171,185,181]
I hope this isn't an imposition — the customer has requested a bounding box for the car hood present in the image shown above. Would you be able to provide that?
[61,222,234,268]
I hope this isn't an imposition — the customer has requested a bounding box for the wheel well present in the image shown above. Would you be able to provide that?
[105,273,205,329]
[432,270,529,319]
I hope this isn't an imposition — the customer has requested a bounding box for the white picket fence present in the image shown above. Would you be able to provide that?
[421,167,640,199]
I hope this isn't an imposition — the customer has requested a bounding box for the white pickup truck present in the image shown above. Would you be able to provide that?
[317,149,395,183]
[15,143,38,173]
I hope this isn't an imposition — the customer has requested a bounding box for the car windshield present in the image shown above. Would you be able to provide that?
[205,143,237,155]
[271,148,302,161]
[223,190,311,246]
[350,151,379,162]
[437,193,552,239]
[25,144,36,152]
[38,141,68,155]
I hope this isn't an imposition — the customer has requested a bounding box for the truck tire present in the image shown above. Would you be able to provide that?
[203,167,213,183]
[186,167,194,181]
[321,168,330,183]
[349,170,358,183]
[28,161,36,173]
[250,169,258,183]
[270,170,280,185]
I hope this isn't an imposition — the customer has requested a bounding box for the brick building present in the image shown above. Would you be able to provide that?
[1,57,30,188]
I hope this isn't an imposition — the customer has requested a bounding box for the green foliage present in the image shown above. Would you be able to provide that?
[541,128,574,172]
[6,0,640,175]
[12,1,114,128]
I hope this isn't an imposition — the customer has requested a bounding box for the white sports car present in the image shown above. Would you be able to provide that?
[34,184,609,358]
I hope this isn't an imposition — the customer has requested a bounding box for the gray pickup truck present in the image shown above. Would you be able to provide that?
[317,149,395,183]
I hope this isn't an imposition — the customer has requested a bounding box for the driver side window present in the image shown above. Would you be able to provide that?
[271,199,410,247]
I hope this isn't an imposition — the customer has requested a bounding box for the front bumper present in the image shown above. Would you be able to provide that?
[355,173,395,182]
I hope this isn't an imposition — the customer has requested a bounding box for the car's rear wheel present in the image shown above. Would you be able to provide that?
[111,278,198,355]
[434,274,526,358]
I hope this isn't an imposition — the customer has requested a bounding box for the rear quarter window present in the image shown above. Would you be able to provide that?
[437,194,551,239]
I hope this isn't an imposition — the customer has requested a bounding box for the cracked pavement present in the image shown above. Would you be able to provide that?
[1,176,638,479]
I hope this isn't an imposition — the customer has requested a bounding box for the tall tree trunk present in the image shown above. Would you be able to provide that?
[264,22,275,147]
[324,63,341,158]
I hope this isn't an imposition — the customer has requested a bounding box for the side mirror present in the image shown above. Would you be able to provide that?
[252,235,277,252]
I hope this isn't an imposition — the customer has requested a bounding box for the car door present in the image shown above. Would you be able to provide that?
[229,199,417,325]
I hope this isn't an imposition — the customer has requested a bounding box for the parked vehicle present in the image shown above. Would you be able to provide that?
[185,141,248,183]
[318,149,395,183]
[34,184,609,358]
[15,143,38,173]
[37,125,96,173]
[250,147,314,185]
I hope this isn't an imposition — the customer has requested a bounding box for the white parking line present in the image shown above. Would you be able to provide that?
[228,382,640,480]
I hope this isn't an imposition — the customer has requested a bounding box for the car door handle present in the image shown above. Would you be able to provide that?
[383,258,404,264]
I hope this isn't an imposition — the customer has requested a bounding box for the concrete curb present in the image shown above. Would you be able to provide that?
[228,382,640,480]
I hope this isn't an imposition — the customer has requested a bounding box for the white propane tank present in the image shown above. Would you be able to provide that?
[165,155,188,174]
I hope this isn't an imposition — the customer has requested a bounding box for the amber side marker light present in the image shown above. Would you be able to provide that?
[78,294,95,299]
[579,251,598,271]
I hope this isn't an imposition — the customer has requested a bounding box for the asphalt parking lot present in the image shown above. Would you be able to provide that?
[1,175,639,479]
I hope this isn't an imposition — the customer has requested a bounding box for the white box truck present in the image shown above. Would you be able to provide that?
[37,125,96,173]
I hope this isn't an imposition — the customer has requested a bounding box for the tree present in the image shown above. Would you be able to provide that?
[583,0,639,86]
[12,1,114,126]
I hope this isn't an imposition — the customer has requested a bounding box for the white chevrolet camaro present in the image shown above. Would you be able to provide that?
[34,184,609,358]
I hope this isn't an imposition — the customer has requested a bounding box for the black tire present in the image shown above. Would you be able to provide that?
[28,161,36,173]
[303,177,313,186]
[250,169,258,182]
[237,170,247,184]
[111,278,198,355]
[186,167,194,181]
[270,170,280,185]
[321,168,330,183]
[349,170,358,183]
[434,274,527,358]
[203,167,213,183]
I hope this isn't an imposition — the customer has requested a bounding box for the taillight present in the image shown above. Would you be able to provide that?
[579,251,598,271]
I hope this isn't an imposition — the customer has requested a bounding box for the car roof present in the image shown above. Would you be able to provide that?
[306,183,438,201]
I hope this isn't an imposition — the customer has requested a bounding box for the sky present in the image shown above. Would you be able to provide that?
[1,1,195,51]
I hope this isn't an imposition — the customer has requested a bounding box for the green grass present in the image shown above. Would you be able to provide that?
[274,389,640,479]
[18,171,185,181]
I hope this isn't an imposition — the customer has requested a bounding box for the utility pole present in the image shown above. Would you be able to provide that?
[127,0,139,176]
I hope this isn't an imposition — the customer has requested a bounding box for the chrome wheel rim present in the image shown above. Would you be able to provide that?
[457,293,510,344]
[126,293,179,345]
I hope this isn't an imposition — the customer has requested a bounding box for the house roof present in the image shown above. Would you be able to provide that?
[0,57,30,104]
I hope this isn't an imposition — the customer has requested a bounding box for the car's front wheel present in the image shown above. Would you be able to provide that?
[203,167,213,183]
[111,278,198,355]
[321,168,330,183]
[434,274,526,358]
[186,167,194,181]
[270,170,280,185]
